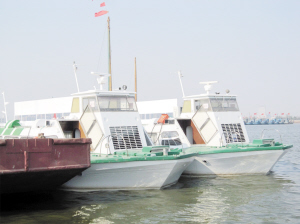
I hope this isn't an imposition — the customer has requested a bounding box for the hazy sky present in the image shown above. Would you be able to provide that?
[1,0,299,120]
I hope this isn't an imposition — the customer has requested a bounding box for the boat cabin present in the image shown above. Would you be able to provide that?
[68,90,151,154]
[142,82,249,147]
[2,90,152,155]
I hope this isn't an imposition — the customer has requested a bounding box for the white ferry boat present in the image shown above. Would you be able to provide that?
[1,86,194,190]
[142,80,293,175]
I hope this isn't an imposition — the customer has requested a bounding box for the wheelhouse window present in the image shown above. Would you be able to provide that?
[209,97,239,112]
[194,97,239,112]
[98,96,137,112]
[83,97,99,112]
[194,99,212,112]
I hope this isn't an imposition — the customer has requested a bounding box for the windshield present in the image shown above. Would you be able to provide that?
[209,97,239,112]
[83,97,99,112]
[98,96,138,112]
[194,97,239,112]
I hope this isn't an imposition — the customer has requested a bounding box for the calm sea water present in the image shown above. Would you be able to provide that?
[1,124,299,223]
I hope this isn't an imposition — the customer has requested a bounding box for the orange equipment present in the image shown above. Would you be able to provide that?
[157,114,169,124]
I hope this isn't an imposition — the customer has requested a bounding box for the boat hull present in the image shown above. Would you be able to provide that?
[0,138,91,194]
[62,157,193,190]
[0,168,87,194]
[183,149,289,176]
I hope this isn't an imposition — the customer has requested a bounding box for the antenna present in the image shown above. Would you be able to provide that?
[2,92,8,123]
[178,71,185,97]
[91,72,111,91]
[199,81,218,94]
[73,61,80,92]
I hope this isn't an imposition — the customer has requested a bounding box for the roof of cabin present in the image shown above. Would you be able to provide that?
[71,90,136,97]
[183,94,237,100]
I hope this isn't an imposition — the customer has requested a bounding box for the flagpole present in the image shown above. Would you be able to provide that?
[108,16,112,91]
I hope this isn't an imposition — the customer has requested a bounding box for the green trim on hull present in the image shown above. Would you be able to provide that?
[1,120,23,136]
[3,129,14,135]
[0,127,24,136]
[184,139,293,155]
[90,147,196,164]
[12,128,24,136]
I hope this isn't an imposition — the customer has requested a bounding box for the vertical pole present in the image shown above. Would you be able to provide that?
[73,61,80,92]
[2,92,8,123]
[134,57,137,101]
[108,16,112,91]
[178,71,185,97]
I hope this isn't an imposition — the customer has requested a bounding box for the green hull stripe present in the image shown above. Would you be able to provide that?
[0,127,24,136]
[185,144,293,155]
[12,128,24,136]
[90,139,293,164]
[3,128,14,135]
[90,153,196,164]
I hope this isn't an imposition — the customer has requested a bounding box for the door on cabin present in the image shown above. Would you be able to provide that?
[80,105,104,151]
[192,107,218,144]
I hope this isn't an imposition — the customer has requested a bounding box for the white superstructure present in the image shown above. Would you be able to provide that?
[8,86,193,190]
[136,99,179,120]
[140,80,292,176]
[142,82,249,148]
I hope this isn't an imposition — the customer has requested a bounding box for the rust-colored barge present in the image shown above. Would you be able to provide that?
[0,138,91,194]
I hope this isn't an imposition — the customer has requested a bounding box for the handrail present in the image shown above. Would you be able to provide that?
[260,129,282,143]
[99,134,129,157]
[99,135,113,157]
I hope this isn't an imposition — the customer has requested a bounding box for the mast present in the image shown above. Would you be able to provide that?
[108,16,112,91]
[134,57,137,101]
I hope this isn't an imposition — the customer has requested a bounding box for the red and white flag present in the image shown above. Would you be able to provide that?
[281,113,284,115]
[100,2,105,7]
[254,113,257,115]
[95,10,108,17]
